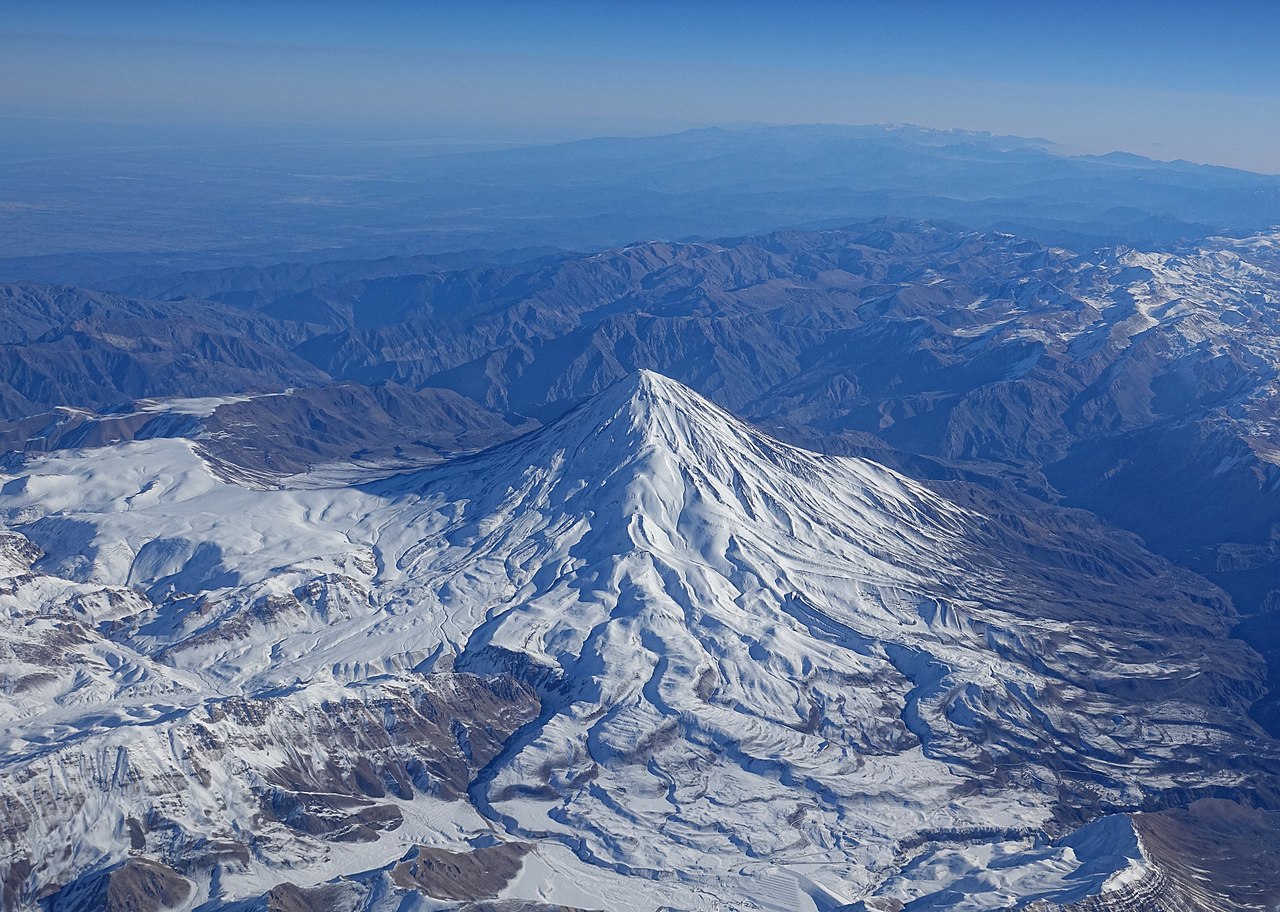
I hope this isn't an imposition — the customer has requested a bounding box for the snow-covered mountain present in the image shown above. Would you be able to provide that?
[1,372,1273,910]
[7,224,1278,661]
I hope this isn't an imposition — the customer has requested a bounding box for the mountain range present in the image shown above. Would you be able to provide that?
[3,219,1278,737]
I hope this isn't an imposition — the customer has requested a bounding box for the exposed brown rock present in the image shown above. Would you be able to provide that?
[390,843,531,902]
[460,903,600,912]
[264,881,359,912]
[1131,799,1280,912]
[44,858,190,912]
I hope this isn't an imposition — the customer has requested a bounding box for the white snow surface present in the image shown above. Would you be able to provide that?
[0,371,1260,909]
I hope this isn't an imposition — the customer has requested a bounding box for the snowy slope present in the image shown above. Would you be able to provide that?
[0,371,1271,910]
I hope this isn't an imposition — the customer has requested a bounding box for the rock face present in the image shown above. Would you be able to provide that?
[1,373,1273,910]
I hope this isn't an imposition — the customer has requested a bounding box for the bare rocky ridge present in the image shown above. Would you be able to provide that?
[43,858,191,912]
[1128,800,1280,911]
[235,843,551,911]
[0,284,320,420]
[389,843,531,901]
[0,383,534,475]
[1017,800,1280,912]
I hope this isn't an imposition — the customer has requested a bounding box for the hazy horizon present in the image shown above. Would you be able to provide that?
[2,114,1267,174]
[4,0,1280,173]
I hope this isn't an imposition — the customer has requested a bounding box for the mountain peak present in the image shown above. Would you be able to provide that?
[527,368,748,463]
[629,367,667,385]
[603,367,698,403]
[398,367,975,607]
[597,367,688,411]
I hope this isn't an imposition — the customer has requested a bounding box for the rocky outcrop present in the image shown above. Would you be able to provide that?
[42,858,191,912]
[390,843,531,901]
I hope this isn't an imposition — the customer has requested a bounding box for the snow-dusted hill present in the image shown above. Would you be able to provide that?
[0,372,1272,910]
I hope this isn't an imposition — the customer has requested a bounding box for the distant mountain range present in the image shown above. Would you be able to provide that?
[4,124,1280,286]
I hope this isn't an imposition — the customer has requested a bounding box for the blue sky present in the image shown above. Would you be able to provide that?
[4,0,1279,171]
